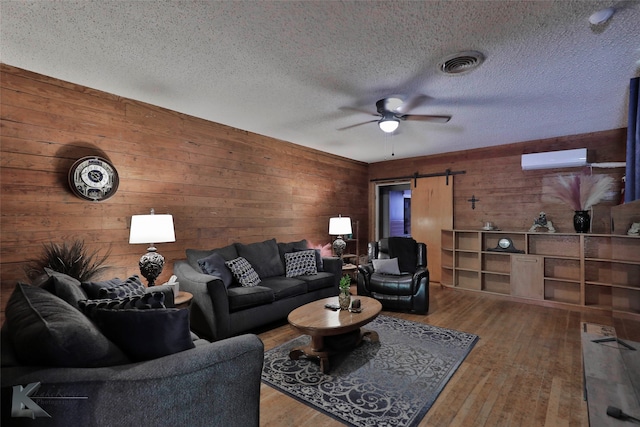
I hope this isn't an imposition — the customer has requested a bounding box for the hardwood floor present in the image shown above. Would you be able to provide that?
[257,284,640,427]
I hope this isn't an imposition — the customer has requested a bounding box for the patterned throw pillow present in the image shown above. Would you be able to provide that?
[284,250,318,277]
[225,257,261,287]
[98,275,146,299]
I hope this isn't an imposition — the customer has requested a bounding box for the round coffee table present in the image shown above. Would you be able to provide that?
[287,295,382,373]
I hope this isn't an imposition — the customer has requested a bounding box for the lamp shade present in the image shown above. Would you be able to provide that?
[129,214,175,244]
[329,217,352,236]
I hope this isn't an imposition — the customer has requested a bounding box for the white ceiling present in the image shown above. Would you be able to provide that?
[1,1,639,163]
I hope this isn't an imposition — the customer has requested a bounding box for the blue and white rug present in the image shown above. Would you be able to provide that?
[262,315,479,427]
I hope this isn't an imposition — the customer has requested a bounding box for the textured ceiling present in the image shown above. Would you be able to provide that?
[1,1,639,163]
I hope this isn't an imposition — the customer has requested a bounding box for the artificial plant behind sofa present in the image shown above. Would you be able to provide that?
[174,238,342,341]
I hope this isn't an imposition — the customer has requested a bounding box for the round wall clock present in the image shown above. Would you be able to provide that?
[68,156,119,201]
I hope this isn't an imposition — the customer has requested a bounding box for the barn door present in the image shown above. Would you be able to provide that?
[410,175,454,283]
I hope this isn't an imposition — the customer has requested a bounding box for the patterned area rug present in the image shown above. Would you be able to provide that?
[262,315,479,427]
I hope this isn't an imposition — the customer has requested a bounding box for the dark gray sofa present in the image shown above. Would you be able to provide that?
[174,238,342,341]
[1,274,264,427]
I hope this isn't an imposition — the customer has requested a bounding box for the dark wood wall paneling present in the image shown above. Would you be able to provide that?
[0,65,369,318]
[368,129,627,237]
[0,64,632,321]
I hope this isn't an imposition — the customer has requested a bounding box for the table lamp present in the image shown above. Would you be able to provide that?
[329,215,352,258]
[129,209,175,286]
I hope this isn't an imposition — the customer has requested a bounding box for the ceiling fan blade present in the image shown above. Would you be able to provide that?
[339,106,378,116]
[395,95,431,114]
[399,114,452,123]
[337,119,378,131]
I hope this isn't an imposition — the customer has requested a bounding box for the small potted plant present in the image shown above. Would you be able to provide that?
[338,274,351,310]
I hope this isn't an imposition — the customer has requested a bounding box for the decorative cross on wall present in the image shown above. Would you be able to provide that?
[467,195,479,210]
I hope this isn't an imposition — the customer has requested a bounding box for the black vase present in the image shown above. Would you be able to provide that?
[573,210,590,233]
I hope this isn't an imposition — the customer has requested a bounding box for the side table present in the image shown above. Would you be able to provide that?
[174,291,193,309]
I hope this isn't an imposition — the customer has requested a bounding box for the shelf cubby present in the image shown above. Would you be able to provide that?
[482,272,510,295]
[482,253,511,274]
[528,233,580,258]
[544,279,581,305]
[456,251,480,270]
[544,257,581,281]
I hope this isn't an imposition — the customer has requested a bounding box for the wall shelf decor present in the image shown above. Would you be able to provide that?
[441,229,639,319]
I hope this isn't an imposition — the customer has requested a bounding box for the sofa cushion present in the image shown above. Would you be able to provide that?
[259,276,307,300]
[227,286,275,311]
[186,248,214,270]
[198,252,233,287]
[372,258,401,275]
[296,271,336,292]
[277,239,308,264]
[369,272,414,296]
[81,277,124,299]
[284,250,318,277]
[387,237,418,274]
[93,308,194,362]
[98,275,146,299]
[236,238,284,278]
[5,283,128,367]
[225,257,261,287]
[41,268,88,308]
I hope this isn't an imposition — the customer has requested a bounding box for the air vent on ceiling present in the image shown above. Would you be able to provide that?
[438,51,485,75]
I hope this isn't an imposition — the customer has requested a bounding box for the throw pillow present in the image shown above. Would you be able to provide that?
[294,247,323,272]
[93,308,194,362]
[81,277,124,299]
[285,250,318,277]
[98,275,146,299]
[225,257,261,287]
[5,283,128,367]
[79,292,166,320]
[198,252,234,287]
[372,258,401,275]
[236,238,284,278]
[42,268,88,308]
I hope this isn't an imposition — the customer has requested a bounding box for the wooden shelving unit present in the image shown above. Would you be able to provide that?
[441,229,640,319]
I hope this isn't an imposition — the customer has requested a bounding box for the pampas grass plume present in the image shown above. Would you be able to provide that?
[549,173,614,211]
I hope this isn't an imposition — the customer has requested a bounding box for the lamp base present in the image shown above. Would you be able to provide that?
[333,236,346,258]
[139,248,164,286]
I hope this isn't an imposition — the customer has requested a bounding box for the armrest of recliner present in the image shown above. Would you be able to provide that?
[356,264,374,296]
[411,266,430,314]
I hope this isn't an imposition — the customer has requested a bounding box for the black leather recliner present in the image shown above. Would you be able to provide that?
[357,237,429,314]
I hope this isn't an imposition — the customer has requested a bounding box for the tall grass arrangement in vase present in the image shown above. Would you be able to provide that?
[548,173,614,233]
[24,239,111,283]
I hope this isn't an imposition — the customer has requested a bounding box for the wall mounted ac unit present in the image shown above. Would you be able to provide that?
[521,148,588,170]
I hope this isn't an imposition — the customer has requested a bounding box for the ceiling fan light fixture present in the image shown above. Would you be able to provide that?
[378,115,399,133]
[589,7,615,25]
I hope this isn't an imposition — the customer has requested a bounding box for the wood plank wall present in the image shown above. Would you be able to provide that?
[0,64,369,319]
[368,129,627,238]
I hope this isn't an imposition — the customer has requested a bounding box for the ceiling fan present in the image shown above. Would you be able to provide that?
[338,97,452,133]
